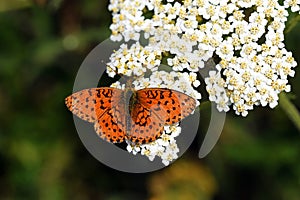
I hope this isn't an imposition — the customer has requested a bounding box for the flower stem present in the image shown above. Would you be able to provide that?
[279,93,300,132]
[285,14,300,34]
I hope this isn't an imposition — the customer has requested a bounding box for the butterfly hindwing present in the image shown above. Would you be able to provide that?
[95,107,127,143]
[129,103,164,144]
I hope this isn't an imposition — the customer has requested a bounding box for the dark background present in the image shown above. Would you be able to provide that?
[0,0,300,199]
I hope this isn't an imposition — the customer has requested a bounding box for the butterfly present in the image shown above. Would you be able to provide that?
[65,87,196,144]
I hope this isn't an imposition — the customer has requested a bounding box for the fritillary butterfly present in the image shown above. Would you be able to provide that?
[65,87,196,144]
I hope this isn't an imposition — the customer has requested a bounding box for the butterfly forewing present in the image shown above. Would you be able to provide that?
[65,88,100,122]
[136,88,196,125]
[65,87,127,143]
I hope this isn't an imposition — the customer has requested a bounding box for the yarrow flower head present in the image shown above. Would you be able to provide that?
[106,0,299,165]
[108,0,298,116]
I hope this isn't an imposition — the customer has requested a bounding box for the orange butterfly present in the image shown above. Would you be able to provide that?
[65,87,196,144]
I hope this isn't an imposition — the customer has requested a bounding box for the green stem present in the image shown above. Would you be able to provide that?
[285,14,300,34]
[280,15,300,132]
[279,93,300,132]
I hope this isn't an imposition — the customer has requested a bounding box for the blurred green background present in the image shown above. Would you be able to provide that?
[0,0,300,199]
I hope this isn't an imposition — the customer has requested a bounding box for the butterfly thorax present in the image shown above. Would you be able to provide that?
[123,88,136,113]
[123,87,138,135]
[123,78,138,114]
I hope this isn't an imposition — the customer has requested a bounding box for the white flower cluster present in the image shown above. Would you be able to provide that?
[106,0,299,164]
[205,1,298,116]
[127,126,181,166]
[106,43,162,77]
[110,71,201,165]
[107,0,298,116]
